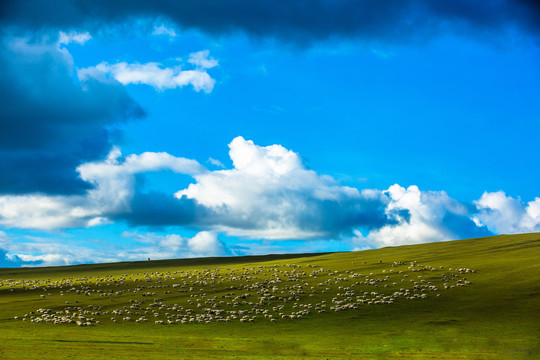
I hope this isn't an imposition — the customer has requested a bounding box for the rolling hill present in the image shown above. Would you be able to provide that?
[0,233,539,359]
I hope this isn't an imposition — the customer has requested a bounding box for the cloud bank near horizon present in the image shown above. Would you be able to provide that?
[0,229,229,267]
[1,136,538,266]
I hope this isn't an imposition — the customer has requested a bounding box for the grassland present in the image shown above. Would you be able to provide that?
[0,233,539,359]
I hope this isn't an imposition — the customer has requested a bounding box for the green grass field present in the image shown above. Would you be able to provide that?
[1,233,539,359]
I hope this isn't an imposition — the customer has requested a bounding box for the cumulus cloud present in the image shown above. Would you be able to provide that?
[0,133,535,254]
[0,148,204,230]
[0,194,95,230]
[79,53,217,93]
[187,231,227,256]
[473,191,540,234]
[352,184,490,248]
[1,1,539,45]
[77,147,205,216]
[0,135,387,237]
[175,136,388,239]
[0,33,144,195]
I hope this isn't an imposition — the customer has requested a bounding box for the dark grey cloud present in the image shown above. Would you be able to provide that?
[297,197,392,236]
[120,188,489,244]
[0,34,144,195]
[1,0,539,44]
[116,191,203,227]
[0,153,92,194]
[442,212,493,240]
[205,196,392,239]
[114,186,392,241]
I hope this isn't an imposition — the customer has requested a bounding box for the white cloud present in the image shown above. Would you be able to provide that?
[187,231,226,256]
[152,24,177,38]
[78,147,205,215]
[78,51,217,93]
[188,50,219,69]
[473,191,540,234]
[58,31,92,46]
[526,199,540,223]
[0,230,227,267]
[0,233,98,266]
[208,158,225,168]
[17,253,72,267]
[0,194,90,229]
[0,136,384,237]
[0,148,204,230]
[2,134,536,257]
[175,136,376,239]
[124,231,228,259]
[157,234,184,252]
[353,184,469,248]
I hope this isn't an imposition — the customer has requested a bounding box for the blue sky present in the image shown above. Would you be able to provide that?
[0,1,539,266]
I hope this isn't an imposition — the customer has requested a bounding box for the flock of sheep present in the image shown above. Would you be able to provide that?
[2,261,475,326]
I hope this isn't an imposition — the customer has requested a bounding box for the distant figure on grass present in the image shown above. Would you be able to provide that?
[148,258,151,261]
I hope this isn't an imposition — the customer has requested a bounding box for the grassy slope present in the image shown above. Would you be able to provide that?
[0,233,539,360]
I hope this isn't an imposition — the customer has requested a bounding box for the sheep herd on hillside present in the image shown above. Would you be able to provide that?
[2,261,475,327]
